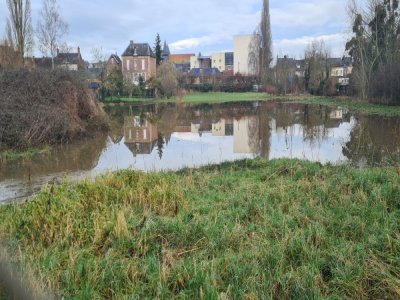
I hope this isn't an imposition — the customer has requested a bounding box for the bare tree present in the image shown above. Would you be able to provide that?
[90,47,105,65]
[5,0,34,61]
[304,40,331,95]
[249,0,273,84]
[36,0,68,69]
[157,62,178,98]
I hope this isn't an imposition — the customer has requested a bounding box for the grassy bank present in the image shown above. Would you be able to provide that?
[0,147,50,163]
[102,92,400,116]
[1,159,399,299]
[297,97,400,117]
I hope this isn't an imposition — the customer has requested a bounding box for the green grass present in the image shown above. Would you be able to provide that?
[176,92,277,103]
[0,147,50,163]
[296,97,400,117]
[1,158,400,299]
[102,96,156,103]
[102,92,400,116]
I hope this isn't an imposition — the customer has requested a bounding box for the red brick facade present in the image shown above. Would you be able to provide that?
[122,41,156,84]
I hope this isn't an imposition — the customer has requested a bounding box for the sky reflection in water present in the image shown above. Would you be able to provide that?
[1,101,399,202]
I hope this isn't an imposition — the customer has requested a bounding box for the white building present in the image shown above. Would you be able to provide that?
[234,35,257,75]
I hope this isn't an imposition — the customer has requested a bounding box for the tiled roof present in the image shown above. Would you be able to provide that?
[169,54,195,64]
[110,54,122,65]
[162,41,170,56]
[190,68,221,76]
[122,41,155,58]
[328,57,352,67]
[57,53,80,65]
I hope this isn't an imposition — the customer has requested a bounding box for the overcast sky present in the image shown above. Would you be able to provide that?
[0,0,351,62]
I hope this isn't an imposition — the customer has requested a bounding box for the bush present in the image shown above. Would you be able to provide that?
[0,69,107,150]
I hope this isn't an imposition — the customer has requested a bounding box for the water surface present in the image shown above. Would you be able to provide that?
[1,101,399,203]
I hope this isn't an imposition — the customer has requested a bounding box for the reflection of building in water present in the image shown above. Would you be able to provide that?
[233,116,260,154]
[212,119,234,136]
[124,116,158,155]
[329,110,343,120]
[191,123,201,134]
[175,125,192,133]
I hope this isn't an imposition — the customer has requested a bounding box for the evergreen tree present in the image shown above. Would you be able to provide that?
[154,33,162,67]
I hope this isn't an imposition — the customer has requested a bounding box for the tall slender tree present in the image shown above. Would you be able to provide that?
[37,0,69,69]
[154,33,162,67]
[249,0,273,84]
[260,0,273,82]
[5,0,34,61]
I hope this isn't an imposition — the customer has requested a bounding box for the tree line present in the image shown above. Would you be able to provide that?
[2,0,68,69]
[346,0,400,104]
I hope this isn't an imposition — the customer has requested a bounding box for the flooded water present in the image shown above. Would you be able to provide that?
[1,101,400,203]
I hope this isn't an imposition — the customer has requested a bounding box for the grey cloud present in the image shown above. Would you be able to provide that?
[0,0,349,60]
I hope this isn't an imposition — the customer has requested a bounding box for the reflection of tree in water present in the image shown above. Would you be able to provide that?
[269,103,348,148]
[157,133,165,159]
[343,115,400,167]
[0,134,109,180]
[247,105,271,159]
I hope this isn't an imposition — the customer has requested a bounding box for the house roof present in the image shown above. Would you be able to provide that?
[328,57,352,68]
[125,140,158,156]
[109,54,122,65]
[190,68,221,76]
[276,57,305,70]
[162,41,170,57]
[169,54,195,64]
[57,53,81,65]
[122,41,155,58]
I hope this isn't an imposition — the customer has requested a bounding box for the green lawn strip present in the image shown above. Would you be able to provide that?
[103,93,400,116]
[102,97,156,103]
[295,97,400,116]
[179,92,272,103]
[0,158,399,299]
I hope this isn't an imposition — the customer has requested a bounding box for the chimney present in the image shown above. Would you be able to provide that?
[77,46,80,54]
[130,40,134,46]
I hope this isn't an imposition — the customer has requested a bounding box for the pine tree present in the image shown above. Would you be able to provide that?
[154,33,162,67]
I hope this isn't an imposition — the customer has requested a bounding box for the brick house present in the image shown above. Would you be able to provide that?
[124,115,158,156]
[106,54,122,74]
[122,40,156,84]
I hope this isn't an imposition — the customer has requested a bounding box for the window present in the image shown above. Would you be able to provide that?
[143,129,147,140]
[142,59,145,70]
[127,60,130,71]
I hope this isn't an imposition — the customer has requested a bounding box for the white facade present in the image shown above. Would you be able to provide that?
[233,116,259,154]
[233,35,255,75]
[212,119,226,136]
[190,56,200,69]
[211,53,225,72]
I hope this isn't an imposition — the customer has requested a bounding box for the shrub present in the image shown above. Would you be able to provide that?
[0,69,107,150]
